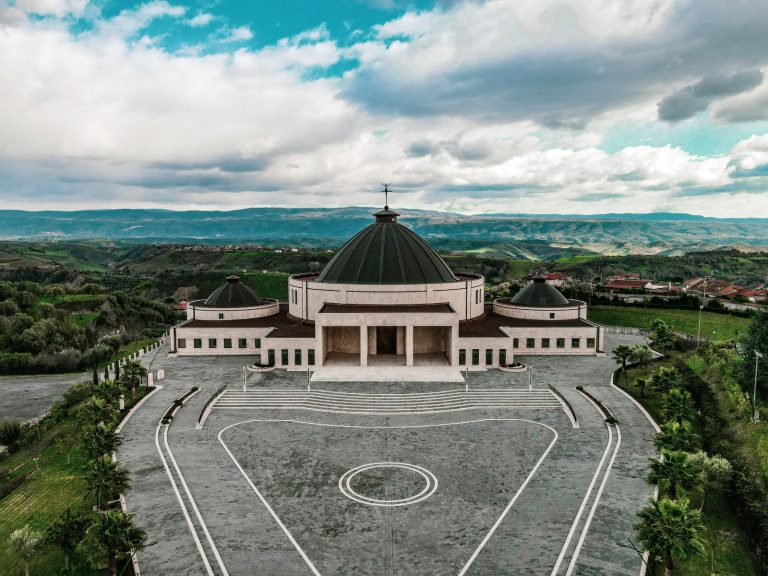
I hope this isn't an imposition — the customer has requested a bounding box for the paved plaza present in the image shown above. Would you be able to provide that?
[0,371,88,421]
[118,334,657,576]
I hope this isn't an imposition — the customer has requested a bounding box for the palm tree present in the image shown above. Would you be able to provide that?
[612,344,635,384]
[635,497,705,576]
[647,450,700,500]
[95,380,123,407]
[637,377,648,399]
[81,422,123,460]
[80,397,117,427]
[663,388,695,424]
[654,420,699,453]
[46,508,90,572]
[81,509,146,576]
[85,456,130,510]
[121,360,147,397]
[9,525,43,576]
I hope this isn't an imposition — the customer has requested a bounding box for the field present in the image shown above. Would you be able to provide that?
[587,305,752,341]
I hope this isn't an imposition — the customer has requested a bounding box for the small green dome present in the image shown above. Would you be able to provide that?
[203,276,266,308]
[315,208,458,285]
[511,277,570,307]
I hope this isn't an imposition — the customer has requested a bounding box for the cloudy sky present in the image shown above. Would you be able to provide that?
[2,0,768,216]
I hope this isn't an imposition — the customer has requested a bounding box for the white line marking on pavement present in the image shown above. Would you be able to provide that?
[565,425,622,576]
[550,422,613,575]
[163,424,230,576]
[154,421,215,576]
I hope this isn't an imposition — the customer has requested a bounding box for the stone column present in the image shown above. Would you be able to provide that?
[360,325,368,367]
[406,325,414,366]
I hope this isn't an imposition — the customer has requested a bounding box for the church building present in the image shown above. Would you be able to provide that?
[170,204,603,370]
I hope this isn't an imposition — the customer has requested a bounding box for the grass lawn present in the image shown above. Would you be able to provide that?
[615,352,758,576]
[70,312,98,327]
[110,337,156,365]
[588,305,751,342]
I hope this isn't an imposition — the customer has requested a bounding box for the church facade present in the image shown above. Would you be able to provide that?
[170,206,603,369]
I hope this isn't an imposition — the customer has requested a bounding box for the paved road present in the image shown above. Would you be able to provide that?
[0,372,87,421]
[119,335,657,576]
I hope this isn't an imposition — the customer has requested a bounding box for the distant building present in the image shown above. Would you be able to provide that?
[522,272,572,287]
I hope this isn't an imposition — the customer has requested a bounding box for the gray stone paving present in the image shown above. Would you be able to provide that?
[0,371,88,421]
[118,335,657,576]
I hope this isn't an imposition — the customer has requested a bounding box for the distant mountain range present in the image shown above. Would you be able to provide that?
[1,207,767,256]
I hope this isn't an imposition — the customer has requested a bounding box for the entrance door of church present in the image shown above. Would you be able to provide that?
[376,327,397,354]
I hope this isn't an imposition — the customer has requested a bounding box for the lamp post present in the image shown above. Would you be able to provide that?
[697,305,704,349]
[753,350,763,422]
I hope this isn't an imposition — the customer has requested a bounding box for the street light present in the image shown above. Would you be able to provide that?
[753,350,763,422]
[697,304,704,349]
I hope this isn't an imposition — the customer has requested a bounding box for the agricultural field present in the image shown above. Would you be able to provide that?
[587,305,752,341]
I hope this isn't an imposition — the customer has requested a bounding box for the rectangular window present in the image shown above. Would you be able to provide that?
[485,349,493,365]
[549,312,555,319]
[295,349,302,365]
[178,338,186,349]
[541,338,550,348]
[499,349,507,365]
[556,338,565,348]
[281,349,289,365]
[571,338,580,348]
[238,338,247,349]
[223,338,232,349]
[458,349,466,365]
[513,338,519,349]
[526,337,535,348]
[267,349,275,366]
[208,338,217,348]
[472,349,480,366]
[218,312,224,319]
[254,338,261,349]
[308,349,315,365]
[587,338,596,349]
[193,338,202,349]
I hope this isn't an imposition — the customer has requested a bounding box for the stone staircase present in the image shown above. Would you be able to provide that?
[212,388,563,415]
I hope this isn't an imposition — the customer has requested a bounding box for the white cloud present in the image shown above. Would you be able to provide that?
[187,12,213,28]
[0,0,767,217]
[15,0,89,17]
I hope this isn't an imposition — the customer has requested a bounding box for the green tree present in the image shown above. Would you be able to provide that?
[85,456,130,510]
[688,452,732,512]
[654,420,699,453]
[737,309,768,400]
[80,509,146,576]
[45,508,90,572]
[9,525,44,576]
[612,344,635,384]
[635,497,705,576]
[649,367,682,394]
[121,360,147,397]
[632,344,654,369]
[81,422,123,460]
[650,319,676,351]
[663,388,695,424]
[647,450,700,500]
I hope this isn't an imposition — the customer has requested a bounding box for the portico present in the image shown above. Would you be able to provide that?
[316,303,457,367]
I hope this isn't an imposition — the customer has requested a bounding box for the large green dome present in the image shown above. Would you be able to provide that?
[510,277,570,307]
[315,208,458,285]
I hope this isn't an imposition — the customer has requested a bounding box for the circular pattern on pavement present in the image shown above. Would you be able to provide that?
[338,462,438,507]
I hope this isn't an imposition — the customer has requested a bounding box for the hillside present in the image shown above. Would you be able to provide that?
[2,208,768,256]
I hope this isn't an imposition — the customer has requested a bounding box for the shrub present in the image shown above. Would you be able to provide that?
[0,418,22,450]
